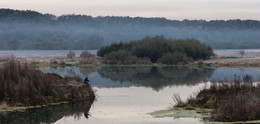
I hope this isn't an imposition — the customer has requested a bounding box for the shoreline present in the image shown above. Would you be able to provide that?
[0,101,69,112]
[16,57,260,68]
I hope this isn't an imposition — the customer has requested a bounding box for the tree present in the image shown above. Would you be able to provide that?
[67,50,75,59]
[80,50,95,59]
[239,50,245,57]
[7,38,20,50]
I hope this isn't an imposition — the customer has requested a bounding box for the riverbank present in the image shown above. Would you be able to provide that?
[169,75,260,122]
[5,57,260,68]
[0,61,95,111]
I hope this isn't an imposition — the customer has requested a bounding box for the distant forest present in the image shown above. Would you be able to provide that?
[0,8,260,50]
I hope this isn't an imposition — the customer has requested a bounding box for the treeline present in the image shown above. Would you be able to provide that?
[0,35,103,50]
[97,36,214,64]
[1,9,260,50]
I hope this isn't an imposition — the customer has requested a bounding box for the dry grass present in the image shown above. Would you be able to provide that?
[180,75,260,122]
[0,60,95,107]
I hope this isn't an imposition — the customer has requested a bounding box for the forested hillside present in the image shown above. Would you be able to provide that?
[0,8,260,50]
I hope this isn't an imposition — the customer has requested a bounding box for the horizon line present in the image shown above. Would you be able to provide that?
[1,8,260,22]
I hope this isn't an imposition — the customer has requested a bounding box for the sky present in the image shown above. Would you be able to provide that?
[1,0,260,20]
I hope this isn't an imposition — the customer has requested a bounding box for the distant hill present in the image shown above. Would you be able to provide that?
[0,8,260,50]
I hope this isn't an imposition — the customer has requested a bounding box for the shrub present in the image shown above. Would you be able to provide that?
[80,50,95,59]
[79,58,97,64]
[173,93,186,107]
[50,59,58,64]
[158,52,189,65]
[185,106,195,110]
[67,50,75,59]
[103,50,135,65]
[239,50,245,57]
[135,57,152,65]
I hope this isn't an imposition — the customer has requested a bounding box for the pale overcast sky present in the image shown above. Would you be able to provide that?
[1,0,260,20]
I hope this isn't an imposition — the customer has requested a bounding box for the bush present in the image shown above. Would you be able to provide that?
[67,50,75,59]
[80,50,95,59]
[103,50,136,65]
[50,59,58,64]
[79,58,97,64]
[185,106,195,110]
[158,52,189,65]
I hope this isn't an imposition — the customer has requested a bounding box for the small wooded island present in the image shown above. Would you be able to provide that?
[97,36,214,65]
[0,60,95,110]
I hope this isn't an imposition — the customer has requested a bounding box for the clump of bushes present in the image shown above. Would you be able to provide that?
[158,52,189,65]
[97,36,214,65]
[175,75,260,122]
[102,50,151,65]
[80,50,95,59]
[50,59,58,64]
[79,58,98,65]
[67,50,75,59]
[0,60,95,107]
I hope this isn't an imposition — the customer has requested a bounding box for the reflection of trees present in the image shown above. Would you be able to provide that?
[0,100,94,124]
[97,67,214,91]
[41,67,97,78]
[79,67,97,77]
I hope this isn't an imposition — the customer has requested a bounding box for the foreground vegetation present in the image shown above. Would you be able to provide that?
[97,36,214,65]
[0,100,94,124]
[174,75,260,122]
[0,60,95,107]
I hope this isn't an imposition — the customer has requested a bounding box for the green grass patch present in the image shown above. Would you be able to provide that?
[0,101,69,112]
[149,108,210,118]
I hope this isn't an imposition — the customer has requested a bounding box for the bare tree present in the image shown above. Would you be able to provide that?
[67,50,75,59]
[239,50,245,57]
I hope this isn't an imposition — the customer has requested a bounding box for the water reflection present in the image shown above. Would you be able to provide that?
[97,67,215,91]
[41,66,215,91]
[0,100,94,124]
[41,66,260,91]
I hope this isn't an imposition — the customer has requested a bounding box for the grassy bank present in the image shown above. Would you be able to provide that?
[0,60,95,108]
[173,75,260,122]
